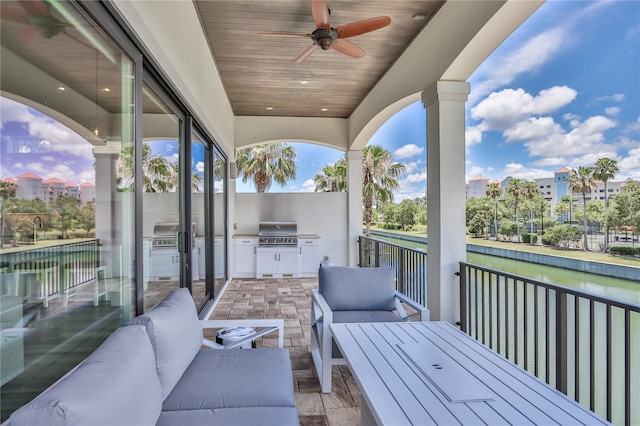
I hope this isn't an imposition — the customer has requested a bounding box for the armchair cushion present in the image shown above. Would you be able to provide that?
[319,266,396,311]
[129,288,203,399]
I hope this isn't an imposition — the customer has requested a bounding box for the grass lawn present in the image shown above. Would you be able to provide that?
[369,225,640,268]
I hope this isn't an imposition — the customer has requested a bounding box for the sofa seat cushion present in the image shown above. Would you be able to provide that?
[319,266,396,311]
[156,407,300,426]
[162,348,296,411]
[9,325,162,426]
[129,287,203,399]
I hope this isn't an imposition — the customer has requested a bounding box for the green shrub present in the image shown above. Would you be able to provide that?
[609,246,640,256]
[523,233,538,244]
[542,225,583,249]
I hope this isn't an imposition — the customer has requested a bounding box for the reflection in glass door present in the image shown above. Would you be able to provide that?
[190,130,209,309]
[141,82,182,312]
[213,149,227,297]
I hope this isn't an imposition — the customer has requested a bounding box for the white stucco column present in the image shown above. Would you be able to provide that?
[422,81,470,323]
[346,150,364,267]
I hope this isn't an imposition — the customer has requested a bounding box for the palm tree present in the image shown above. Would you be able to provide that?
[116,143,178,192]
[313,159,347,192]
[485,182,502,240]
[523,180,540,245]
[0,181,17,246]
[506,178,526,242]
[594,158,619,252]
[567,166,597,250]
[235,143,297,193]
[362,145,405,237]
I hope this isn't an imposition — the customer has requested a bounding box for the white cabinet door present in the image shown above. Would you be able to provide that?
[277,251,298,277]
[214,238,224,279]
[235,238,258,278]
[299,238,320,277]
[256,247,298,278]
[256,249,279,276]
[196,238,206,279]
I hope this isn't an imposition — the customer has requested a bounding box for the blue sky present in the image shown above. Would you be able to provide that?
[237,0,640,199]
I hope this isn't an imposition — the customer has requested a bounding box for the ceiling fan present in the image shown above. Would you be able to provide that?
[260,0,391,63]
[0,0,90,47]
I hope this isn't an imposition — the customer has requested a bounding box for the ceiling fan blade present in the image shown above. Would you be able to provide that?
[337,16,391,39]
[294,44,318,63]
[17,25,43,44]
[259,32,310,38]
[0,5,30,24]
[62,31,97,51]
[332,39,365,58]
[311,0,330,31]
[19,0,49,17]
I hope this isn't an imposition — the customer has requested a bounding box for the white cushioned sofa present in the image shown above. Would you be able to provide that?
[9,288,299,425]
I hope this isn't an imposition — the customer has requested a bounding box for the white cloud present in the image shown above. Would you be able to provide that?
[394,144,423,159]
[403,161,422,174]
[402,172,426,184]
[467,166,484,179]
[469,28,568,104]
[605,107,621,116]
[465,126,483,149]
[1,97,94,160]
[525,116,617,158]
[301,179,316,192]
[617,147,640,180]
[471,86,576,132]
[500,163,555,181]
[532,157,567,167]
[195,161,204,173]
[567,152,619,169]
[504,116,563,143]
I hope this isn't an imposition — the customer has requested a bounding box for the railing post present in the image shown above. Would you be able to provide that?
[555,291,568,394]
[398,247,406,294]
[458,263,467,333]
[374,240,380,267]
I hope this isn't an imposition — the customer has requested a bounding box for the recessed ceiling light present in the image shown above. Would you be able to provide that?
[102,87,111,92]
[321,108,328,112]
[300,80,310,85]
[266,106,274,111]
[413,13,425,20]
[57,86,66,91]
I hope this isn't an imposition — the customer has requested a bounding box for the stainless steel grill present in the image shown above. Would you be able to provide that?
[258,221,298,246]
[151,222,180,250]
[151,222,196,249]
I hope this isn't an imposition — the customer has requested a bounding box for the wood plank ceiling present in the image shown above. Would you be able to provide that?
[195,1,443,118]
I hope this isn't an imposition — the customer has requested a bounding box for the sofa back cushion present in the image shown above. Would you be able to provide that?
[319,266,396,311]
[9,325,162,426]
[130,287,203,399]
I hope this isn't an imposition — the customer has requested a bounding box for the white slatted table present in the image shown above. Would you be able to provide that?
[330,322,609,426]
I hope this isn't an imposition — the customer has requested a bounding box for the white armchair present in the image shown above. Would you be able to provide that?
[310,266,429,393]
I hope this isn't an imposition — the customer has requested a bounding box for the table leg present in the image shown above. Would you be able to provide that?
[360,395,377,426]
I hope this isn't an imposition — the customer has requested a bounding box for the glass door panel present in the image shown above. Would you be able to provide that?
[213,149,227,296]
[191,131,209,309]
[0,1,135,419]
[141,83,181,311]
